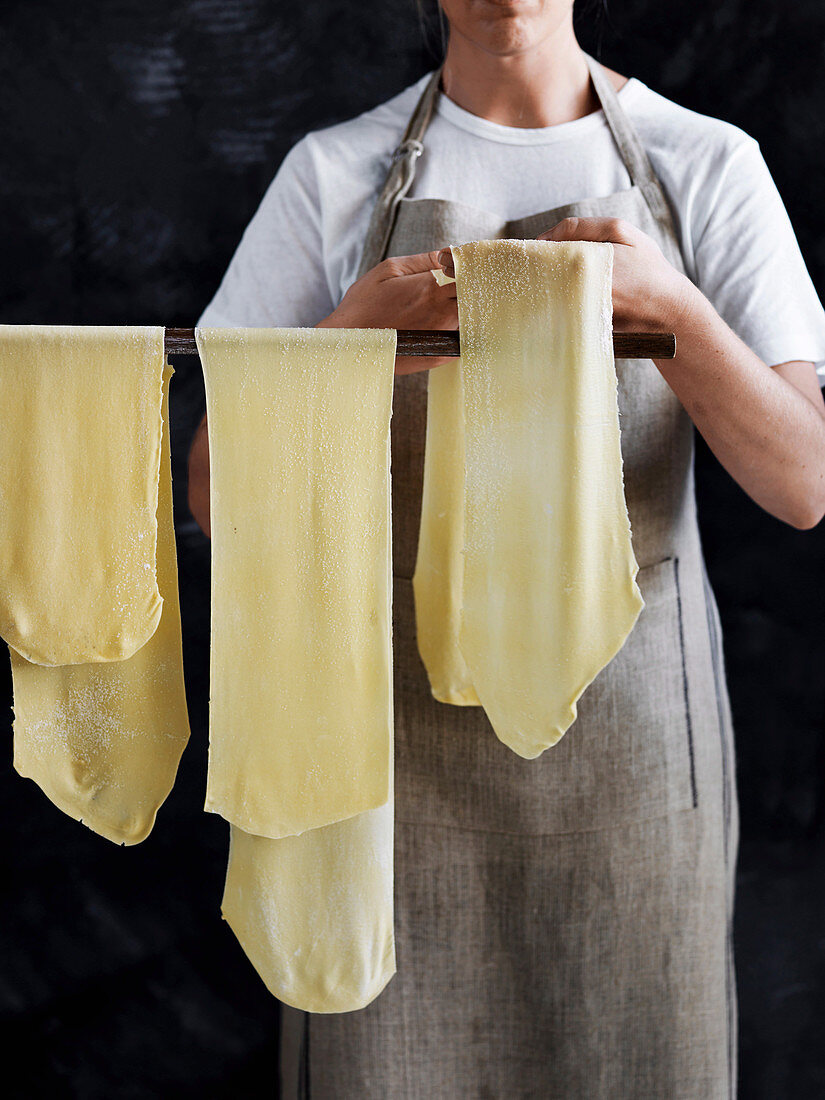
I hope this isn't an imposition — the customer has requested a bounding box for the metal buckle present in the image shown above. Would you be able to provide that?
[392,139,424,163]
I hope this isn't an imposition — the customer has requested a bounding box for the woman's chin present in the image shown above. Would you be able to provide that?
[447,0,569,57]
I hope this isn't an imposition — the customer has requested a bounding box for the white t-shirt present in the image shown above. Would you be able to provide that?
[199,71,825,381]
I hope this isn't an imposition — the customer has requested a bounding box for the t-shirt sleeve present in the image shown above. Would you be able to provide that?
[692,136,825,383]
[197,138,335,329]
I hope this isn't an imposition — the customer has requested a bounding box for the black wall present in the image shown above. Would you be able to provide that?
[1,1,824,1096]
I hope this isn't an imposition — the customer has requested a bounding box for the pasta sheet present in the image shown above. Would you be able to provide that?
[415,240,644,758]
[0,326,166,665]
[11,365,190,844]
[196,327,396,839]
[222,801,396,1014]
[198,326,397,1012]
[413,358,479,705]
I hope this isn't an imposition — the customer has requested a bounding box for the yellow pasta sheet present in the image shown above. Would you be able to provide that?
[11,365,190,844]
[0,326,166,665]
[222,800,396,1014]
[196,327,396,839]
[415,240,643,758]
[413,359,479,705]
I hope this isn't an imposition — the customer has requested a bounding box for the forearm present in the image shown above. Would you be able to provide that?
[187,414,211,538]
[653,277,825,529]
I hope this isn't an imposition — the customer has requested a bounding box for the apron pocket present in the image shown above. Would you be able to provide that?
[393,557,699,836]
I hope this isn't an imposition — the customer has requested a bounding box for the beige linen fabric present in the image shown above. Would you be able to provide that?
[295,51,739,1100]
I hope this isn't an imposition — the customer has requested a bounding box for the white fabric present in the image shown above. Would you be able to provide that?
[199,70,825,381]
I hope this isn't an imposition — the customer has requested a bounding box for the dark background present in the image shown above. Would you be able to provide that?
[1,0,824,1096]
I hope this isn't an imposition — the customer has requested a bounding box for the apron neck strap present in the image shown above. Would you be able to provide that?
[401,65,443,146]
[583,52,682,262]
[582,52,655,189]
[356,67,442,279]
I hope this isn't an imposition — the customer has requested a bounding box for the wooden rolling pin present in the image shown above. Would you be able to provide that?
[164,328,676,359]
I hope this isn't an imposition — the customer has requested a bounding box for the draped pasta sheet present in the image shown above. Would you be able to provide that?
[0,326,166,666]
[414,240,644,759]
[196,327,396,840]
[413,358,480,706]
[4,331,190,844]
[222,800,395,1014]
[196,327,397,1013]
[11,366,190,843]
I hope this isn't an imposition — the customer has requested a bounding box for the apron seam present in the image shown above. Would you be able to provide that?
[673,556,699,809]
[395,804,700,839]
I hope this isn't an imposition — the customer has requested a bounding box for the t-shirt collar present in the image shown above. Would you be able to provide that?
[434,77,640,145]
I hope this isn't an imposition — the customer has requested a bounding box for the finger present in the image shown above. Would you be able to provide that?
[537,216,640,246]
[436,247,455,278]
[411,269,457,298]
[380,249,446,278]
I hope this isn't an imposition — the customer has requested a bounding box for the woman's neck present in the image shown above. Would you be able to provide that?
[440,23,599,129]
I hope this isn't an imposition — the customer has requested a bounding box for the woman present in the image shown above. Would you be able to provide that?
[189,2,825,1096]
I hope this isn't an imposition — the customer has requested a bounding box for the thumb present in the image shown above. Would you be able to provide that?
[380,249,445,278]
[539,216,638,245]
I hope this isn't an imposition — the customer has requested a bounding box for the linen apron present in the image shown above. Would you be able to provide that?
[285,53,740,1100]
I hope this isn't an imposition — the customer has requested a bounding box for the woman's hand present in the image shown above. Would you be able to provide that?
[317,250,459,375]
[437,216,694,334]
[538,216,693,331]
[464,216,824,529]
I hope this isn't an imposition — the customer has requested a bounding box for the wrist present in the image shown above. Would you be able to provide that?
[316,308,348,329]
[657,271,705,338]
